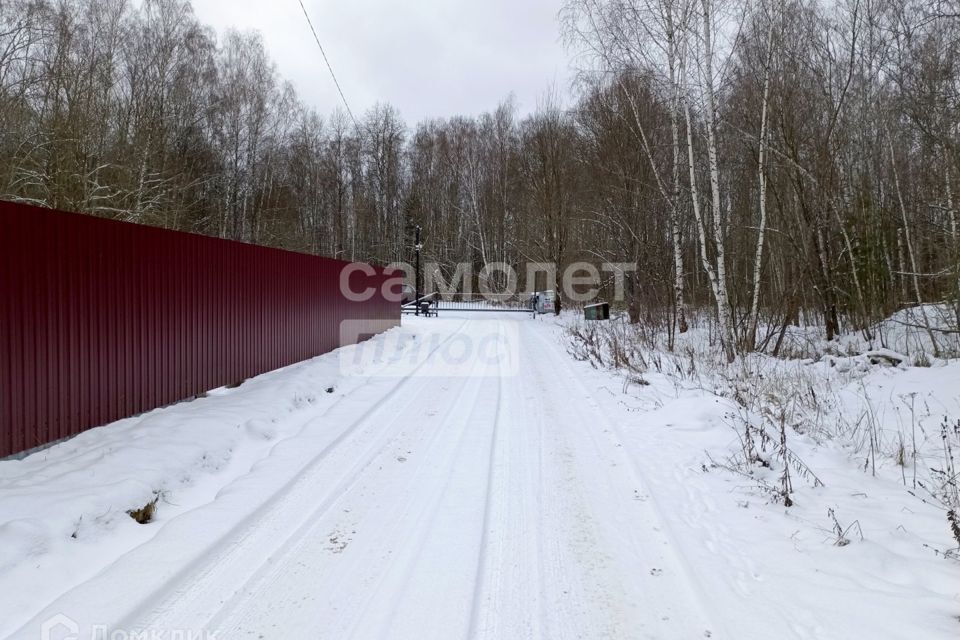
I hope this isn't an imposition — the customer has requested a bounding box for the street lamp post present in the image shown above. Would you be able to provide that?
[414,225,422,316]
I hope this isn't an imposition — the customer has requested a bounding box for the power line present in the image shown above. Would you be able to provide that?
[295,0,359,128]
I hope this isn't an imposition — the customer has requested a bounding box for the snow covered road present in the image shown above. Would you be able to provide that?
[184,318,714,640]
[6,315,958,640]
[6,316,718,639]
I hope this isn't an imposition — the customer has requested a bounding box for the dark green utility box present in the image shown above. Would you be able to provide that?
[584,302,610,320]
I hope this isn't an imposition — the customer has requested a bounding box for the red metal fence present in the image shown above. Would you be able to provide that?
[0,201,400,458]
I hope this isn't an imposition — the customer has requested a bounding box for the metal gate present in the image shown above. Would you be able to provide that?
[402,292,535,316]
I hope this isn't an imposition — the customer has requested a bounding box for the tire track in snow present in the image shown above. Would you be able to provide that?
[524,322,724,639]
[4,328,444,636]
[465,321,507,638]
[333,320,508,640]
[95,320,473,635]
[466,320,546,639]
[5,327,463,639]
[524,333,633,640]
[207,328,497,638]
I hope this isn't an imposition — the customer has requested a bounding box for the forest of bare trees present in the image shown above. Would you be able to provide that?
[2,0,958,358]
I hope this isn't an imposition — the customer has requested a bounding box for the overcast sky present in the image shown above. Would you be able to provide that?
[190,0,574,125]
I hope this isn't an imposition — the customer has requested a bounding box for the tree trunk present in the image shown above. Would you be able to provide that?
[700,0,736,362]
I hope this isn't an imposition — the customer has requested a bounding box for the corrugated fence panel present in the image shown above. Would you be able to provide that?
[0,201,400,458]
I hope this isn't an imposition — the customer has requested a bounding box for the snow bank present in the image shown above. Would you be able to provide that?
[0,325,421,631]
[557,309,960,637]
[769,303,960,361]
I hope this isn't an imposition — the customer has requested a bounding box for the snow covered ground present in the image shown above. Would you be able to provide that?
[1,314,957,639]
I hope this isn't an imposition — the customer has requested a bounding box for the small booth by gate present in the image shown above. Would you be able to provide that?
[584,302,610,320]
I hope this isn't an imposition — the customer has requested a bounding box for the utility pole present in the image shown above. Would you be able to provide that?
[414,225,422,316]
